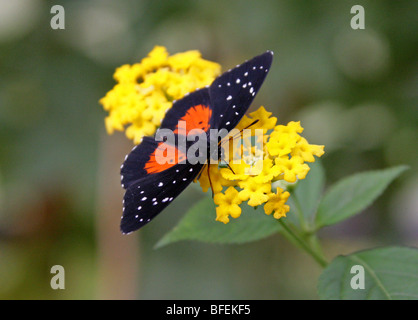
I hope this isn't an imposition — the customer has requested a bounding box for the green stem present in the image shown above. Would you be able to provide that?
[278,219,328,268]
[289,190,308,231]
[307,232,326,260]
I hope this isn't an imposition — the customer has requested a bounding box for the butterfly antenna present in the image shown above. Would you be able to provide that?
[196,163,206,180]
[219,119,259,147]
[243,119,260,130]
[225,162,235,174]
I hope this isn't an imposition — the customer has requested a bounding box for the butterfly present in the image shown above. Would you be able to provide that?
[120,50,273,234]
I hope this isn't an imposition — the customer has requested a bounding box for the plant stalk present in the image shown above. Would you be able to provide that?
[278,219,328,268]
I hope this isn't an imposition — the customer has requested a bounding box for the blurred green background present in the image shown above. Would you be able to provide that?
[0,0,416,299]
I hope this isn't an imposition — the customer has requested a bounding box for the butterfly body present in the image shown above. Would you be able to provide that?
[120,51,273,234]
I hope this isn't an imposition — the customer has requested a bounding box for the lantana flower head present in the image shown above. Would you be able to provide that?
[100,46,221,144]
[196,107,324,223]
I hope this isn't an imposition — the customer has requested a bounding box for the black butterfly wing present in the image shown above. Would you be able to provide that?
[208,51,273,131]
[159,87,212,132]
[121,161,204,233]
[121,87,212,190]
[120,136,158,190]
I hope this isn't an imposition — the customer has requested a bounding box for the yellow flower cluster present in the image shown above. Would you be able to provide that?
[197,107,325,224]
[99,46,221,144]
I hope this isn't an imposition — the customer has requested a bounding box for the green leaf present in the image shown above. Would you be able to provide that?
[155,196,280,248]
[315,165,408,228]
[318,246,418,300]
[287,160,325,229]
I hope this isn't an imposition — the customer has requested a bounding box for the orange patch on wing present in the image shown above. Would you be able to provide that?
[145,142,187,174]
[174,104,212,135]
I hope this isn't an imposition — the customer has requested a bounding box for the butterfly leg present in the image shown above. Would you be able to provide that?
[196,163,206,180]
[207,161,214,198]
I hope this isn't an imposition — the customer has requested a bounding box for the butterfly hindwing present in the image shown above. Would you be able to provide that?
[121,160,204,233]
[208,51,273,131]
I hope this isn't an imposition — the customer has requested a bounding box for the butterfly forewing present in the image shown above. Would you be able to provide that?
[160,88,212,133]
[209,51,273,131]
